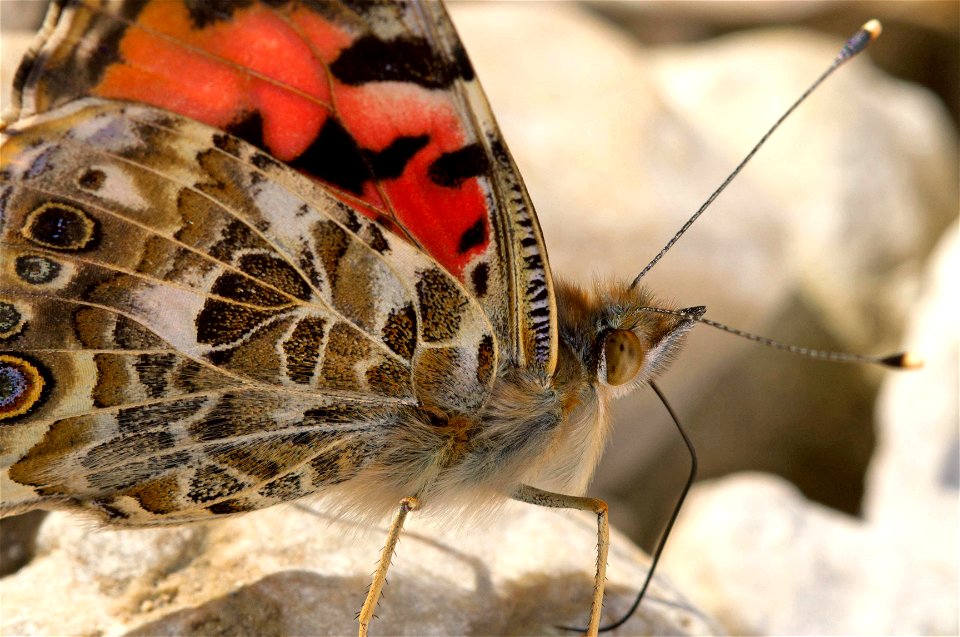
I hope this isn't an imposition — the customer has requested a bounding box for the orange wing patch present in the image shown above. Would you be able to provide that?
[86,1,491,280]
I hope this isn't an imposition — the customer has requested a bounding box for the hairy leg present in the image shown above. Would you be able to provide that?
[511,484,609,636]
[358,496,421,637]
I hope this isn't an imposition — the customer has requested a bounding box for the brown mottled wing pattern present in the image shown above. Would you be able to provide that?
[0,99,495,522]
[10,0,557,376]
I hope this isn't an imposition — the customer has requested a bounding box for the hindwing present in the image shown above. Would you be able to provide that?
[0,99,495,520]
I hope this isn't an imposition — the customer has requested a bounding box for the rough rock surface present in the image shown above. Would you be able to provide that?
[1,503,722,636]
[660,223,959,635]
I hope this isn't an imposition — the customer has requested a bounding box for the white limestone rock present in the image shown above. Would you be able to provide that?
[659,221,959,635]
[865,222,959,632]
[0,502,722,636]
[868,222,959,529]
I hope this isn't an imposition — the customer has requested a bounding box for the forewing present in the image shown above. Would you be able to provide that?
[0,99,496,520]
[11,0,557,375]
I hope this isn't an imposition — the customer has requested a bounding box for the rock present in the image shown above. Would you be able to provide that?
[0,510,46,576]
[0,502,723,636]
[868,222,959,530]
[865,221,959,631]
[589,1,959,39]
[588,2,960,126]
[0,30,34,117]
[0,0,48,32]
[659,221,959,635]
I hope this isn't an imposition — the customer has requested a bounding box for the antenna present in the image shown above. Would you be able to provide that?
[630,19,883,289]
[599,381,696,633]
[557,381,696,634]
[639,307,923,369]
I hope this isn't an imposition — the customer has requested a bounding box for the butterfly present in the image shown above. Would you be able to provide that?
[0,1,710,634]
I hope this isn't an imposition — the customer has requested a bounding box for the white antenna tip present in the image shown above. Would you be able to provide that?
[899,352,924,369]
[881,351,924,369]
[863,19,882,40]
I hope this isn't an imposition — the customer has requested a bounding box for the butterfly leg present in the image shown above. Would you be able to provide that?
[511,484,609,637]
[358,496,421,637]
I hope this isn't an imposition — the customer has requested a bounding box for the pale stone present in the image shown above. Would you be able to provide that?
[865,222,959,632]
[868,222,959,531]
[659,221,959,635]
[589,1,959,41]
[0,30,33,116]
[1,503,722,636]
[661,468,958,635]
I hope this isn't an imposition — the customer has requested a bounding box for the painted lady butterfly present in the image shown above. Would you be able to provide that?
[0,1,895,634]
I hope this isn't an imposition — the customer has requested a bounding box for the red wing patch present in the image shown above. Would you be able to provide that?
[28,0,491,281]
[14,0,558,374]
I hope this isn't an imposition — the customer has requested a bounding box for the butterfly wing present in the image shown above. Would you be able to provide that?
[2,0,557,523]
[0,98,495,521]
[11,0,557,375]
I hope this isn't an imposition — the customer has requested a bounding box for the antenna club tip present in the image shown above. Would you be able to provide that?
[863,19,882,40]
[881,351,924,369]
[838,19,880,61]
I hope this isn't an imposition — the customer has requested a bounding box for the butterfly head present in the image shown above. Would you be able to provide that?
[555,280,703,398]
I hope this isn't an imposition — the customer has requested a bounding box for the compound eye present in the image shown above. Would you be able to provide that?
[603,329,644,386]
